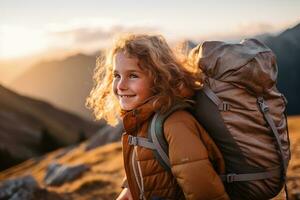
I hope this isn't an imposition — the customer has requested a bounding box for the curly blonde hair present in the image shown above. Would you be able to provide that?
[86,33,203,125]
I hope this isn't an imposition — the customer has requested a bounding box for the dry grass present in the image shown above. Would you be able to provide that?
[286,116,300,198]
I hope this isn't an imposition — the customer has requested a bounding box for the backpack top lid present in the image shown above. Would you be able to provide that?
[191,38,278,95]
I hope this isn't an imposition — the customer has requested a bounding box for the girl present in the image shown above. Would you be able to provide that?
[86,34,229,200]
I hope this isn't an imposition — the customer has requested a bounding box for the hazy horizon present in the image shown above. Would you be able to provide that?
[1,0,300,60]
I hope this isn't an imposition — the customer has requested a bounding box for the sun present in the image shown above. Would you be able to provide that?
[0,26,49,59]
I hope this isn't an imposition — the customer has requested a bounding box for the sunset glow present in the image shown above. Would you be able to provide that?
[1,0,299,59]
[0,26,50,59]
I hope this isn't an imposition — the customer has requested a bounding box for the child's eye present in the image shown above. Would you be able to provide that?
[113,73,120,79]
[129,74,138,78]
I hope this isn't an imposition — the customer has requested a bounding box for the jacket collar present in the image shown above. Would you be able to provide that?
[122,96,168,134]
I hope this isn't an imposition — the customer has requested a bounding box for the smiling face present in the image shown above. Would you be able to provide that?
[112,52,154,111]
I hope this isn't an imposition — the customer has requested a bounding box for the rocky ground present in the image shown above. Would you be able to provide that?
[0,116,299,200]
[0,141,124,200]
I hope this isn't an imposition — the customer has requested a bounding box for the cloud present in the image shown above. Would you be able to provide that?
[50,24,160,48]
[53,27,110,43]
[235,22,277,35]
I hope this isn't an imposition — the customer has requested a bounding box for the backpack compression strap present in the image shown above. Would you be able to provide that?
[257,97,288,174]
[257,96,290,200]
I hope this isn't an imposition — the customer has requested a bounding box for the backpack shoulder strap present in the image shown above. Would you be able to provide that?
[148,102,191,171]
[126,101,190,171]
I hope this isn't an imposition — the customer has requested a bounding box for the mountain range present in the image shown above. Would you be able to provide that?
[7,23,300,119]
[263,23,300,115]
[0,84,123,171]
[8,53,97,120]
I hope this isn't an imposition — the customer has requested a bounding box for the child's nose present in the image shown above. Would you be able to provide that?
[117,78,128,90]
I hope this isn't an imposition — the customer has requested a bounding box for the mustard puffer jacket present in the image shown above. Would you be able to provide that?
[121,97,229,200]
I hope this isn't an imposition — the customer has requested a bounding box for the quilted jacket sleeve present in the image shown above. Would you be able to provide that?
[164,110,229,200]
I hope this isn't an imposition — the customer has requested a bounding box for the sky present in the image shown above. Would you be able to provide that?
[0,0,300,60]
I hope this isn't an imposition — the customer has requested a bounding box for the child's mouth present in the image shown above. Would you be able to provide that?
[119,95,135,98]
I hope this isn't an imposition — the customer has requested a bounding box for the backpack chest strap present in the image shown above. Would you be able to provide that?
[128,135,156,150]
[127,134,171,169]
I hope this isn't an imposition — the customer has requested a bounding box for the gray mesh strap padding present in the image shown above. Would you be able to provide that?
[150,113,171,168]
[148,102,191,171]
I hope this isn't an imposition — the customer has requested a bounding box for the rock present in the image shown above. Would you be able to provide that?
[31,189,71,200]
[44,163,89,186]
[53,145,76,160]
[0,175,72,200]
[85,123,123,151]
[0,175,37,200]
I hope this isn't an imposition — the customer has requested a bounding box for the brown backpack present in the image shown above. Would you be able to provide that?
[127,39,291,200]
[190,38,291,199]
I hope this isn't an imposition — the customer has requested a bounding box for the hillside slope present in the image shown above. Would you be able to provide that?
[0,84,101,171]
[0,116,299,199]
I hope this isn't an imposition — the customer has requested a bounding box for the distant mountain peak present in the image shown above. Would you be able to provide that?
[278,22,300,40]
[176,40,197,55]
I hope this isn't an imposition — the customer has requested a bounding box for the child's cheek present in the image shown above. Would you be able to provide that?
[112,80,118,97]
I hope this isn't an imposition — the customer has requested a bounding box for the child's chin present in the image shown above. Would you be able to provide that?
[120,104,134,111]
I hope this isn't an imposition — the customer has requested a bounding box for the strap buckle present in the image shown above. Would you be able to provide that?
[222,102,231,111]
[226,173,237,183]
[128,135,138,146]
[218,102,231,111]
[257,97,269,113]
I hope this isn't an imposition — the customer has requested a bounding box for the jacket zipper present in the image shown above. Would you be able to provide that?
[131,109,146,200]
[132,146,146,200]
